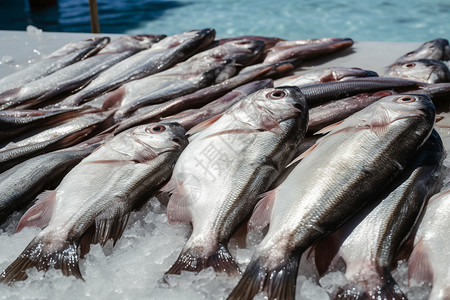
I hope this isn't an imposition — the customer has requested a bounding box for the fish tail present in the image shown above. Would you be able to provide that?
[227,254,300,300]
[165,243,240,276]
[334,271,406,300]
[0,237,83,284]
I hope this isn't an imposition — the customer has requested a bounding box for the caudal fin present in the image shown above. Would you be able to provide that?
[227,254,300,300]
[0,237,82,284]
[165,243,240,276]
[335,271,406,300]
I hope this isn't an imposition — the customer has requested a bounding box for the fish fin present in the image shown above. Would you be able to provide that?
[248,189,277,231]
[165,243,240,276]
[0,87,21,108]
[16,190,57,233]
[0,237,83,284]
[229,221,248,249]
[286,143,319,168]
[314,119,346,135]
[101,86,127,110]
[311,232,343,276]
[186,114,223,136]
[335,270,406,300]
[408,238,433,284]
[227,254,300,300]
[166,180,193,224]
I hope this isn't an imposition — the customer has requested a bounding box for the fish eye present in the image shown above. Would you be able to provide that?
[397,96,416,103]
[146,124,166,133]
[404,63,416,68]
[267,90,286,100]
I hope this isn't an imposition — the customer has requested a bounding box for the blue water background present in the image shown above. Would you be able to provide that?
[0,0,449,42]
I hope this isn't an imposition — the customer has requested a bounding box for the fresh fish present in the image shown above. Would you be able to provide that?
[0,35,165,110]
[0,134,108,225]
[162,86,308,275]
[299,77,423,105]
[314,129,444,300]
[0,106,88,143]
[263,37,354,63]
[59,29,216,107]
[407,186,450,300]
[394,38,450,64]
[228,94,436,300]
[209,36,284,51]
[275,67,378,86]
[0,109,112,173]
[111,39,266,120]
[0,37,110,97]
[307,90,395,134]
[163,79,273,130]
[112,60,297,134]
[0,122,188,283]
[384,59,450,84]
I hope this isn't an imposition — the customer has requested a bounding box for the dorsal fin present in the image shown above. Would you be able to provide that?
[16,190,57,232]
[187,114,222,136]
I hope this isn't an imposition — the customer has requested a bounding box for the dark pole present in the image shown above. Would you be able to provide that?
[89,0,101,33]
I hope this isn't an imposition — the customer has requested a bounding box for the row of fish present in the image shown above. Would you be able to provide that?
[0,30,450,300]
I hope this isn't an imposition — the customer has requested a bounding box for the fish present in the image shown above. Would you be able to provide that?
[58,29,216,107]
[407,186,450,300]
[307,90,395,134]
[314,129,444,300]
[112,59,297,134]
[163,79,274,130]
[384,59,450,84]
[299,77,423,105]
[0,37,110,97]
[274,67,378,86]
[0,134,108,225]
[162,86,309,275]
[111,39,266,120]
[228,93,436,300]
[263,37,354,63]
[0,108,112,173]
[394,38,450,64]
[0,35,165,110]
[0,122,188,283]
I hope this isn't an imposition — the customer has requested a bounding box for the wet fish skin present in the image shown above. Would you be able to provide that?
[228,94,436,300]
[0,109,112,173]
[275,67,378,86]
[59,29,216,107]
[299,76,423,105]
[0,134,108,225]
[0,37,110,97]
[407,185,450,299]
[163,79,274,130]
[316,129,444,300]
[163,86,309,276]
[0,122,188,283]
[394,38,450,64]
[263,37,354,64]
[0,35,165,110]
[307,90,395,134]
[385,59,450,84]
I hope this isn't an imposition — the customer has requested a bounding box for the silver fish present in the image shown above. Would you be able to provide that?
[0,37,110,98]
[406,188,450,299]
[228,94,435,300]
[0,122,188,283]
[0,134,108,225]
[162,86,308,275]
[384,59,450,84]
[0,35,164,110]
[59,29,216,107]
[314,129,444,300]
[394,38,450,64]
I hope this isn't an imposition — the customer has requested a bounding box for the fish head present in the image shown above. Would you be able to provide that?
[234,86,308,133]
[385,59,450,83]
[151,28,215,51]
[220,39,266,65]
[396,38,450,63]
[98,34,166,53]
[130,122,188,156]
